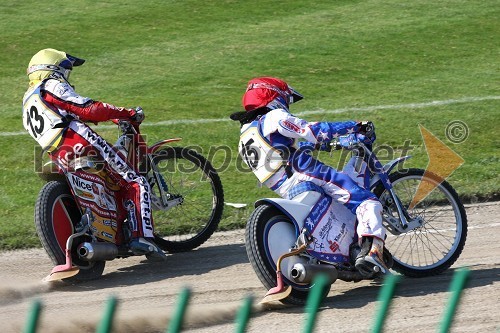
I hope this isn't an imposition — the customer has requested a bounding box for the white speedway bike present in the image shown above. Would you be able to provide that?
[245,132,467,304]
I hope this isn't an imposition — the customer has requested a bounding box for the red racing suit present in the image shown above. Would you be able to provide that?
[22,76,154,240]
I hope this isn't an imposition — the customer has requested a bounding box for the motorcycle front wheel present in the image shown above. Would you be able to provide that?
[150,147,224,253]
[374,168,467,277]
[245,204,331,305]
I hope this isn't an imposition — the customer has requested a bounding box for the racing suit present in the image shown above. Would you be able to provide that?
[238,108,385,262]
[22,75,154,242]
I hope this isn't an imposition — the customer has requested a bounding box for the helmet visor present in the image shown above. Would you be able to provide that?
[66,54,85,67]
[288,86,304,104]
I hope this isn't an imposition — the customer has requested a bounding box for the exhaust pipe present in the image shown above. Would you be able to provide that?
[77,242,118,261]
[290,263,338,285]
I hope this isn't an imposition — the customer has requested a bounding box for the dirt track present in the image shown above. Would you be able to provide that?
[0,202,499,333]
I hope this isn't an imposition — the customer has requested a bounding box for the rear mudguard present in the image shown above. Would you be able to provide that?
[254,194,319,285]
[255,194,319,235]
[38,161,65,182]
[256,198,303,235]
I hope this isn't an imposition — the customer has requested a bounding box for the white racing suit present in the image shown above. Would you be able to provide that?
[239,109,385,263]
[22,76,154,242]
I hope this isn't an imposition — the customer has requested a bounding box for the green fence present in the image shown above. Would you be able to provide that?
[23,268,470,333]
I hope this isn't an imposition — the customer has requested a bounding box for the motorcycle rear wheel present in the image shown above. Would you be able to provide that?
[245,204,331,305]
[150,147,224,253]
[374,168,467,277]
[35,180,105,281]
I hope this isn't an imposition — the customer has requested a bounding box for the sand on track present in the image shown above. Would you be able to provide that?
[0,202,499,332]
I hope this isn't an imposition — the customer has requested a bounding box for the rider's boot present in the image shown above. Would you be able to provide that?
[129,237,168,262]
[355,237,390,278]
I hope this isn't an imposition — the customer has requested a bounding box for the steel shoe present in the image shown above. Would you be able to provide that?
[129,237,167,262]
[355,237,390,278]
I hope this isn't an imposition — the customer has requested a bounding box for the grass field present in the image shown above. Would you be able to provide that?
[0,0,498,249]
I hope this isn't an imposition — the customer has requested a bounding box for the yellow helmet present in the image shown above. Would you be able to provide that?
[27,48,85,84]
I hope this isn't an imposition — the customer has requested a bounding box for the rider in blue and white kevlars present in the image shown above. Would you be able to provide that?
[230,77,389,277]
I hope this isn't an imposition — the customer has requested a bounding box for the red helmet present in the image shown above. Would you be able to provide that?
[242,77,303,112]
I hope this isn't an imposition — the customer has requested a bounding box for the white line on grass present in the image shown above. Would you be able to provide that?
[4,95,499,137]
[297,95,500,117]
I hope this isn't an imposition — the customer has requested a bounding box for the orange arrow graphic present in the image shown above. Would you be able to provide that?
[409,124,465,209]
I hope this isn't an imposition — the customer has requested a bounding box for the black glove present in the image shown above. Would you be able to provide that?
[358,121,375,136]
[130,107,145,123]
[357,121,376,144]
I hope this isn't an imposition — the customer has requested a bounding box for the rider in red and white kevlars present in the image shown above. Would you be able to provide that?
[23,48,166,261]
[230,77,389,277]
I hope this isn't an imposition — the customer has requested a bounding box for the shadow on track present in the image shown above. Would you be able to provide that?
[255,265,500,315]
[52,243,248,292]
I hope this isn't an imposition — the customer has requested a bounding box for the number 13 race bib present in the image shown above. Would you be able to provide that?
[22,85,66,152]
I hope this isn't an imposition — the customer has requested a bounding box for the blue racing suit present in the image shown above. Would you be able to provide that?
[238,109,384,262]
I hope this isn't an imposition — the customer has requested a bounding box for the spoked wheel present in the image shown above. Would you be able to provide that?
[245,204,331,305]
[35,181,105,281]
[374,168,467,277]
[150,147,224,252]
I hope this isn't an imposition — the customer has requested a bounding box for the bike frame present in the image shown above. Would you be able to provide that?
[39,120,186,239]
[113,120,184,210]
[255,140,421,246]
[361,143,423,233]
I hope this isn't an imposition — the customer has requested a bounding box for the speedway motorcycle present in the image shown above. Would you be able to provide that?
[245,131,467,304]
[35,110,224,282]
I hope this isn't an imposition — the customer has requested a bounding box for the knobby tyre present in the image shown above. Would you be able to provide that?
[35,180,105,281]
[374,168,467,277]
[151,147,224,252]
[245,204,330,305]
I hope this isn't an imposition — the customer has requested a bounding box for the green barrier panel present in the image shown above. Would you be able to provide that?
[371,274,401,333]
[167,287,191,333]
[96,296,118,333]
[19,270,471,333]
[439,268,470,333]
[235,295,253,333]
[303,274,330,333]
[23,299,42,333]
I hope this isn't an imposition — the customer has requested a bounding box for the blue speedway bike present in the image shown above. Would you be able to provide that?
[245,132,467,304]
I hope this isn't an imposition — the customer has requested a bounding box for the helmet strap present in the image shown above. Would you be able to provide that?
[266,97,289,112]
[27,64,71,81]
[27,64,62,74]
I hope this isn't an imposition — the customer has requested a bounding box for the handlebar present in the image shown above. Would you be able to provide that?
[109,118,139,136]
[331,140,343,151]
[297,133,369,153]
[111,107,144,124]
[111,107,144,134]
[331,133,364,150]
